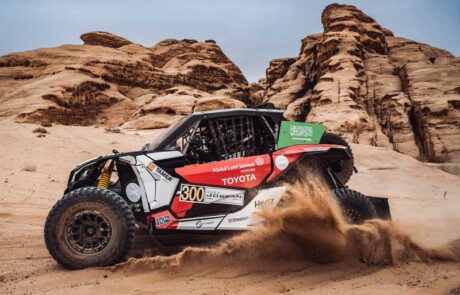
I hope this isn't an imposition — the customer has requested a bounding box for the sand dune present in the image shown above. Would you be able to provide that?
[0,118,459,294]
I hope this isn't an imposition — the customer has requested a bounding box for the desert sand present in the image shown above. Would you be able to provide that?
[0,118,459,295]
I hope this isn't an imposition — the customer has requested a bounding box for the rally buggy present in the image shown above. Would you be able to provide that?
[44,106,390,269]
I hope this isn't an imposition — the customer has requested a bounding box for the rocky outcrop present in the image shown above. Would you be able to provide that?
[265,58,296,88]
[261,3,459,163]
[80,31,132,48]
[397,58,460,162]
[0,33,249,129]
[265,33,322,110]
[248,80,266,106]
[194,96,246,112]
[0,4,458,163]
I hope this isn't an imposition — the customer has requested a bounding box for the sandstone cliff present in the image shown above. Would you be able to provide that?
[0,32,249,129]
[0,4,458,163]
[262,4,459,163]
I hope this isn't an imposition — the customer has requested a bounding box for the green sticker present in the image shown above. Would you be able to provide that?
[276,121,324,149]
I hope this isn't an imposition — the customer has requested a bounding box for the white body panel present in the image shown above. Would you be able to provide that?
[135,155,179,210]
[176,217,224,230]
[217,186,286,230]
[134,164,156,211]
[173,186,286,231]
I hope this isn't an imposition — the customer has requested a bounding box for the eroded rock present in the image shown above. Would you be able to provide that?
[261,3,459,163]
[1,4,458,164]
[0,34,249,129]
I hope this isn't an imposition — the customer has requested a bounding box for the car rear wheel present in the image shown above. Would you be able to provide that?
[44,187,135,269]
[320,132,354,184]
[333,188,377,224]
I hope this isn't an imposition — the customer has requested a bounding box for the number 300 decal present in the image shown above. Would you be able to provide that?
[180,184,205,202]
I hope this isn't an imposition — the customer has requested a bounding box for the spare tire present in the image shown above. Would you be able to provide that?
[320,132,354,184]
[333,188,377,224]
[44,187,135,269]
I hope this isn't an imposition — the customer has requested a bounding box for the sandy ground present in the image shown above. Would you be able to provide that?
[0,118,459,295]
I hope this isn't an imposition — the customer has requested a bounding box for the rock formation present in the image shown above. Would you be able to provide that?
[261,4,459,163]
[0,5,458,163]
[0,32,248,129]
[80,31,132,48]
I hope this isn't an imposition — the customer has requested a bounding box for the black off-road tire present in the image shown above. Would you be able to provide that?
[320,132,354,184]
[333,188,377,224]
[44,187,135,269]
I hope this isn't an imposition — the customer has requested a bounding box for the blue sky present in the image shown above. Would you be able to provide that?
[0,0,459,82]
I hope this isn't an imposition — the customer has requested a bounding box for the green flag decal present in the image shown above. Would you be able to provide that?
[276,121,325,149]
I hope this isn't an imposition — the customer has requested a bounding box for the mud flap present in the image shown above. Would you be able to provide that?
[326,167,391,221]
[366,196,391,220]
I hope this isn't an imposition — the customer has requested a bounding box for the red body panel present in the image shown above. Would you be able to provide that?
[175,154,272,189]
[267,144,346,182]
[170,196,193,218]
[274,144,346,156]
[175,145,346,187]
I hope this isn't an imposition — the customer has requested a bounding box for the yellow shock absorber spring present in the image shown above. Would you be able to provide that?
[98,159,114,189]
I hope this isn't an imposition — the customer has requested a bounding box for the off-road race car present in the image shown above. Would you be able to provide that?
[44,106,391,269]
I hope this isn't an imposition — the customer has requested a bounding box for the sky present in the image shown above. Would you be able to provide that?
[0,0,459,82]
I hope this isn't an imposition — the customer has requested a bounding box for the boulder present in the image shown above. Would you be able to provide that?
[80,31,132,48]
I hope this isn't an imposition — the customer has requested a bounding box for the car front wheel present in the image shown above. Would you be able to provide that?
[44,187,135,269]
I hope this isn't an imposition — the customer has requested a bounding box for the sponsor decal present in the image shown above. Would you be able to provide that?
[212,158,263,174]
[146,162,156,172]
[222,174,256,185]
[156,215,171,226]
[205,187,244,205]
[228,216,249,223]
[274,155,289,170]
[147,162,173,181]
[195,219,217,228]
[180,184,245,206]
[151,211,177,229]
[254,198,275,209]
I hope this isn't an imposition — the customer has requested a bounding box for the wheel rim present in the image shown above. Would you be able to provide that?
[65,210,112,254]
